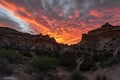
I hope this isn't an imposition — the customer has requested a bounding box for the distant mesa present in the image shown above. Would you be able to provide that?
[81,23,120,43]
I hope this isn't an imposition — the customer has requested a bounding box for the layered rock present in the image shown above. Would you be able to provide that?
[0,27,65,54]
[58,23,120,57]
[81,23,120,43]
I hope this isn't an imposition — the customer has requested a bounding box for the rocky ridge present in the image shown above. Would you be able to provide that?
[81,23,120,43]
[0,27,66,55]
[0,23,120,80]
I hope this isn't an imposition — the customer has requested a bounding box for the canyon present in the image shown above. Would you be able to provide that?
[0,23,120,80]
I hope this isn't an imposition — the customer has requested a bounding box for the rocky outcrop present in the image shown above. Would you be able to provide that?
[81,23,120,43]
[0,27,66,54]
[78,23,120,52]
[0,23,120,80]
[72,23,120,80]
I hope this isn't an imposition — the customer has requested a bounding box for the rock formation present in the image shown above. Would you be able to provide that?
[81,23,120,43]
[0,27,66,54]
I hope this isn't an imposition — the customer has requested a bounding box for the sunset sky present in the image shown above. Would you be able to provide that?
[0,0,120,45]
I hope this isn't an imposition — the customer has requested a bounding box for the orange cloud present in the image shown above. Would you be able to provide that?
[90,10,101,18]
[0,0,82,45]
[0,0,120,45]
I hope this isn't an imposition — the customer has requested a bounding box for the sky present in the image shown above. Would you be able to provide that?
[0,0,120,45]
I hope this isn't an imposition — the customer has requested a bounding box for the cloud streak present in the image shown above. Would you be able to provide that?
[0,0,120,44]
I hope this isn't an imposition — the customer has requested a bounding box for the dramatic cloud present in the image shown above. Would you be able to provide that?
[0,0,120,44]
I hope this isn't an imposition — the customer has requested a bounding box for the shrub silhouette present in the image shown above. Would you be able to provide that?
[59,53,77,70]
[80,59,95,71]
[30,56,58,71]
[0,48,24,63]
[71,69,88,80]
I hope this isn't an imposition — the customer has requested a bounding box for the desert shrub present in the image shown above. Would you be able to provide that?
[30,56,58,71]
[0,58,14,75]
[0,48,24,63]
[92,51,113,63]
[59,53,77,70]
[104,56,120,66]
[80,59,95,71]
[101,52,113,62]
[12,52,24,63]
[92,53,101,62]
[71,69,87,80]
[23,52,33,57]
[116,51,120,58]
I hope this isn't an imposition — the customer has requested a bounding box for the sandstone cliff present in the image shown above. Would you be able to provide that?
[81,23,120,43]
[0,27,65,54]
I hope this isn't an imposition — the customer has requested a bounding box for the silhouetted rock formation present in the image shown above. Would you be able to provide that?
[0,27,66,54]
[0,23,120,80]
[76,23,120,80]
[81,23,120,43]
